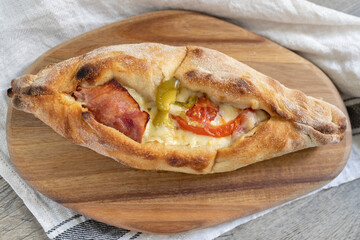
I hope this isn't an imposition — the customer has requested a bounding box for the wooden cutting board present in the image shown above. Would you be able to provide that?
[6,10,352,234]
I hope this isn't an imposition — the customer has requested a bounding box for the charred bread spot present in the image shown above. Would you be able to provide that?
[185,70,197,80]
[13,96,22,108]
[314,123,338,135]
[185,70,214,84]
[76,64,100,83]
[12,96,27,111]
[24,86,49,96]
[81,111,93,121]
[166,156,187,167]
[191,48,203,58]
[185,70,255,95]
[122,55,149,72]
[338,118,347,134]
[191,157,211,171]
[166,156,209,171]
[9,76,31,96]
[232,77,254,95]
[76,55,149,85]
[7,88,13,97]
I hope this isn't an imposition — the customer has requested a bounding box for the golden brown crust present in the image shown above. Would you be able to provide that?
[175,46,346,139]
[8,43,347,174]
[214,118,315,173]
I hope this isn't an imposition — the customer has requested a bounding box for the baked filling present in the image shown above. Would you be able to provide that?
[74,79,149,143]
[74,78,269,148]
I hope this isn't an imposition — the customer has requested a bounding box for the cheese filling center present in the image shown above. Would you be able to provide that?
[126,86,269,149]
[76,79,269,148]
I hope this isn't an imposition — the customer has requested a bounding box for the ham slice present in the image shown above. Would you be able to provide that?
[74,79,149,143]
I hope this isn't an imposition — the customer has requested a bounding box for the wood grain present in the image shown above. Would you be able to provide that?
[6,10,352,234]
[215,178,360,240]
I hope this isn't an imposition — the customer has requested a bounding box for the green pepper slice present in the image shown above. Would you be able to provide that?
[154,78,180,127]
[156,78,179,111]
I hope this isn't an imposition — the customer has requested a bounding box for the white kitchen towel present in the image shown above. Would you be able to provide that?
[1,0,360,239]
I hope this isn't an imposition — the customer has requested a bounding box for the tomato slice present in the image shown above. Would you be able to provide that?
[185,96,219,123]
[172,96,253,137]
[172,111,251,138]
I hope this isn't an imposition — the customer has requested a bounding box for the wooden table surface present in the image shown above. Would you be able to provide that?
[1,0,359,239]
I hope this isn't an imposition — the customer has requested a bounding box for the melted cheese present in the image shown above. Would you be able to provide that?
[176,88,193,102]
[219,104,241,122]
[124,86,268,148]
[210,104,241,125]
[125,87,150,111]
[169,104,185,115]
[142,108,231,148]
